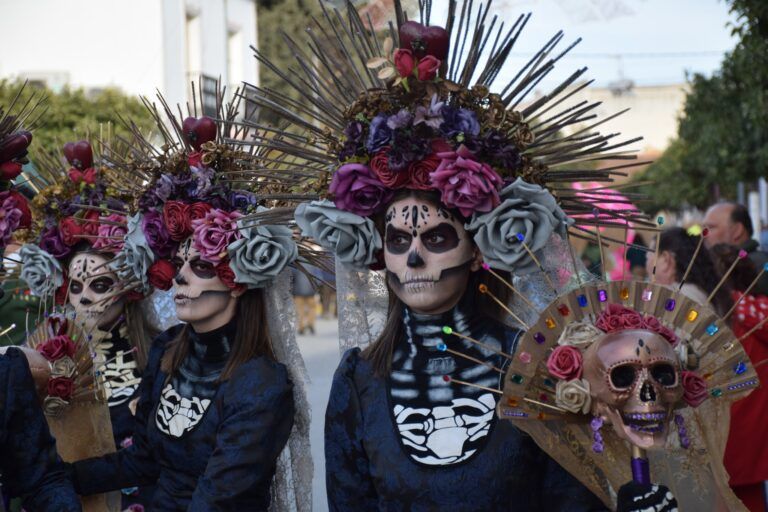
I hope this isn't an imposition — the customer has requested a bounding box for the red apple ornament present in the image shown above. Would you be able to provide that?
[182,116,217,151]
[63,141,94,170]
[398,21,449,61]
[0,131,32,163]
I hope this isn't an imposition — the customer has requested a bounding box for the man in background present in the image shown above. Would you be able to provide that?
[703,201,768,295]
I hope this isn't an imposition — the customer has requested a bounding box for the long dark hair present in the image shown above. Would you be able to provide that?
[362,189,511,376]
[709,243,758,294]
[657,227,733,316]
[161,288,275,381]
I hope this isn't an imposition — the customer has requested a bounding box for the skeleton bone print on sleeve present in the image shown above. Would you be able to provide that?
[155,383,212,438]
[95,328,141,407]
[390,306,507,466]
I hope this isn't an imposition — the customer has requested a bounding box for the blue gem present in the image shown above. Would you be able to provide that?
[515,233,525,242]
[764,263,768,272]
[734,361,747,375]
[577,294,588,307]
[657,216,665,225]
[706,323,719,336]
[543,378,555,387]
[437,343,447,352]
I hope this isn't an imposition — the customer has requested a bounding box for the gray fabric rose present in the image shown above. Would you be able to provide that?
[112,213,154,293]
[295,200,381,270]
[19,244,63,297]
[555,378,592,414]
[467,178,568,274]
[51,356,76,378]
[227,216,298,289]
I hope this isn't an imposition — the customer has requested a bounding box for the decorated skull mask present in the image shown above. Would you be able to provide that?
[171,238,239,330]
[68,252,124,331]
[583,329,683,449]
[384,195,479,314]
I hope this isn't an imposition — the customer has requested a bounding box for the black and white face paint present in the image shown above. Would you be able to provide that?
[68,252,124,331]
[171,238,237,332]
[384,197,478,315]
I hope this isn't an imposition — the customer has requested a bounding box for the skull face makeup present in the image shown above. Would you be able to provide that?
[384,196,481,315]
[68,252,125,331]
[583,330,683,450]
[171,238,242,332]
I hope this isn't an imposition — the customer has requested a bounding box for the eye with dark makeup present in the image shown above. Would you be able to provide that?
[69,280,83,295]
[421,223,460,253]
[90,277,115,294]
[385,227,412,255]
[190,258,217,279]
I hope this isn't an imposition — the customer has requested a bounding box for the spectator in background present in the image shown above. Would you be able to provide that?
[292,266,317,335]
[646,227,732,315]
[711,243,768,512]
[703,202,768,295]
[626,233,648,279]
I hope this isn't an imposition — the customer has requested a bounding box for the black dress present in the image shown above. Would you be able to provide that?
[72,321,294,511]
[0,347,80,512]
[325,297,607,511]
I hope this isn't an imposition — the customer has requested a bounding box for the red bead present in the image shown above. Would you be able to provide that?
[557,304,570,316]
[442,375,451,382]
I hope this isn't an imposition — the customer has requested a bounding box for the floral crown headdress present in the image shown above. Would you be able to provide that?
[438,222,763,509]
[0,83,45,256]
[241,0,652,272]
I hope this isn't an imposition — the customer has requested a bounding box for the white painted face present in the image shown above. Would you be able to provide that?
[68,252,125,331]
[170,238,239,332]
[384,196,480,315]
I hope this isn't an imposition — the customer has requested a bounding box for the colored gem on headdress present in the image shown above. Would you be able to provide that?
[733,361,747,375]
[591,416,604,453]
[764,263,768,272]
[686,309,699,322]
[442,375,451,383]
[557,304,570,316]
[702,227,709,237]
[437,342,447,352]
[515,233,525,243]
[620,287,630,300]
[657,216,665,225]
[545,317,556,329]
[597,290,608,302]
[738,249,748,259]
[518,351,532,364]
[705,323,719,336]
[665,299,676,311]
[539,393,548,402]
[641,289,653,302]
[675,413,690,449]
[710,388,723,397]
[442,326,453,335]
[577,294,588,307]
[533,331,546,345]
[511,374,524,385]
[543,378,555,388]
[507,397,519,407]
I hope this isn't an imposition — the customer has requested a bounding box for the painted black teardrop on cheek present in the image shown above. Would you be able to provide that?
[407,250,425,268]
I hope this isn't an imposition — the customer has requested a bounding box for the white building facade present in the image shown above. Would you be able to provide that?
[0,0,258,111]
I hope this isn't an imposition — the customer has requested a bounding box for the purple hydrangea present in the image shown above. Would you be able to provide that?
[440,107,480,139]
[387,132,430,172]
[477,130,522,171]
[413,95,445,129]
[228,190,258,210]
[339,121,365,161]
[386,109,413,130]
[366,114,393,153]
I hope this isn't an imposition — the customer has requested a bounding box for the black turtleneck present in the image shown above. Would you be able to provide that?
[172,319,236,401]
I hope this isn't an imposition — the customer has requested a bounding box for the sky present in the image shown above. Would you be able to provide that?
[430,0,739,90]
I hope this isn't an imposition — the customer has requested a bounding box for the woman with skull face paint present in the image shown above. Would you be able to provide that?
[64,93,314,511]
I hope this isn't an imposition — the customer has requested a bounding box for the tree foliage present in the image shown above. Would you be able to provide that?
[635,0,768,213]
[0,80,155,153]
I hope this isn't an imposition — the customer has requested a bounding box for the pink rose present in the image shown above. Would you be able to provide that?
[393,49,415,78]
[92,214,127,253]
[546,345,583,381]
[191,209,242,264]
[595,304,643,333]
[641,315,678,345]
[429,145,503,217]
[681,371,708,407]
[620,311,644,329]
[329,163,393,216]
[416,55,441,81]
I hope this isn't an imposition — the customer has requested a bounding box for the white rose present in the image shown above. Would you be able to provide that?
[557,321,603,347]
[555,378,592,414]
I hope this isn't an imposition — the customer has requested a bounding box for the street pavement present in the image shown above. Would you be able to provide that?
[295,317,343,512]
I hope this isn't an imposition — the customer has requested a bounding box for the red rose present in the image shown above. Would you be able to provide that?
[58,217,84,246]
[370,149,409,188]
[407,154,440,190]
[546,345,583,381]
[681,370,708,407]
[124,290,145,302]
[620,311,644,330]
[595,304,643,333]
[188,202,213,222]
[641,315,678,344]
[5,190,31,228]
[47,376,74,400]
[148,259,176,291]
[188,152,203,168]
[81,210,100,237]
[0,161,22,181]
[215,261,246,292]
[416,55,441,81]
[37,335,77,361]
[163,201,191,241]
[82,167,97,185]
[393,49,415,78]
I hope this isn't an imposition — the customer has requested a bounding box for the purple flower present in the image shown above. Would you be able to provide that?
[228,190,258,210]
[414,94,445,129]
[92,214,128,253]
[141,210,177,259]
[477,130,522,171]
[386,109,413,130]
[366,114,393,153]
[340,121,365,161]
[387,132,430,172]
[190,165,215,196]
[39,227,72,259]
[155,174,175,202]
[440,107,480,139]
[430,145,503,217]
[329,163,393,216]
[0,195,21,245]
[191,209,242,264]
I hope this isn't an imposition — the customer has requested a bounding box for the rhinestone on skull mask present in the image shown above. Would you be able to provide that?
[171,238,238,329]
[583,329,683,450]
[68,252,124,331]
[384,196,480,315]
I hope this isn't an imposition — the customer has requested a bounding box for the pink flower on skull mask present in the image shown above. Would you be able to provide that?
[330,163,393,216]
[191,209,242,264]
[92,214,128,253]
[546,345,583,381]
[641,315,678,344]
[681,370,708,407]
[595,304,644,333]
[429,145,502,217]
